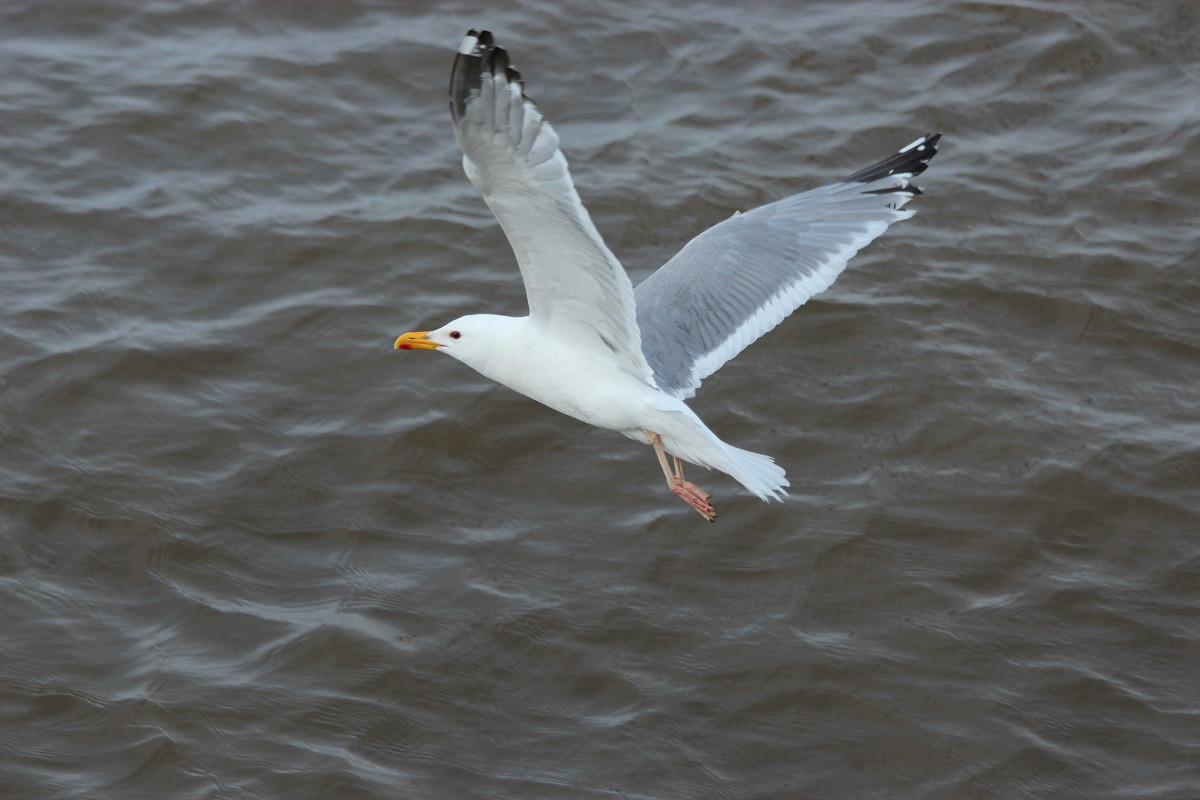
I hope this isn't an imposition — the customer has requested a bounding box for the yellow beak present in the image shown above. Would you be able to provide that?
[394,331,441,351]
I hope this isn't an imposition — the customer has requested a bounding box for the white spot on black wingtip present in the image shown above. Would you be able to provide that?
[458,31,480,55]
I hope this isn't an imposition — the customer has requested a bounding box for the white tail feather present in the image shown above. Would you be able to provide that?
[723,444,789,501]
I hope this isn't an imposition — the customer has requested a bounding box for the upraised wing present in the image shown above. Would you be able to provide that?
[450,30,654,384]
[635,134,941,399]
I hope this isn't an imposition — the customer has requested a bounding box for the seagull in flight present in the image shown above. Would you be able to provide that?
[395,29,940,520]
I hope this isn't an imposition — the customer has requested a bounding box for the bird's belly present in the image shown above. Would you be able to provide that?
[482,349,663,434]
[522,369,656,432]
[473,342,736,472]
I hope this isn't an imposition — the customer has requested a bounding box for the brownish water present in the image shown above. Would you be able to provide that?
[3,1,1199,798]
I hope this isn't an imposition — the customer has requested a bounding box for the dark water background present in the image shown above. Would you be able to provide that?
[3,1,1199,797]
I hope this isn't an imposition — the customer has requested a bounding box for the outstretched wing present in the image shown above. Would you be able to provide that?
[634,134,941,399]
[450,30,654,384]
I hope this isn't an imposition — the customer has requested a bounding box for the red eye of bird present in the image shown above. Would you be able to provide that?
[450,331,461,339]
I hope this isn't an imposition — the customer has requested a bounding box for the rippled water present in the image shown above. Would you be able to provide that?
[3,1,1199,797]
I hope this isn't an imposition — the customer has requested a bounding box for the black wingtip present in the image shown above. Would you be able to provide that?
[841,132,942,195]
[490,41,510,74]
[449,29,527,123]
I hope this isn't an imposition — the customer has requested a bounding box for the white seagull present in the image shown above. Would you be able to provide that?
[396,29,940,520]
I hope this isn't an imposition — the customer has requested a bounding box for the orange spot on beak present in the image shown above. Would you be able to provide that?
[394,331,441,351]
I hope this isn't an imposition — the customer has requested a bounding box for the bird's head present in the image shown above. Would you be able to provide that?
[394,314,517,372]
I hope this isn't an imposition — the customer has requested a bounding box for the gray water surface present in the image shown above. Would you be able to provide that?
[3,1,1199,798]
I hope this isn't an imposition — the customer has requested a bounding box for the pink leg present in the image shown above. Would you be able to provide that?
[645,431,717,521]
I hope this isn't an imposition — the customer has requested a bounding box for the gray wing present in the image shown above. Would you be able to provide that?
[634,133,941,399]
